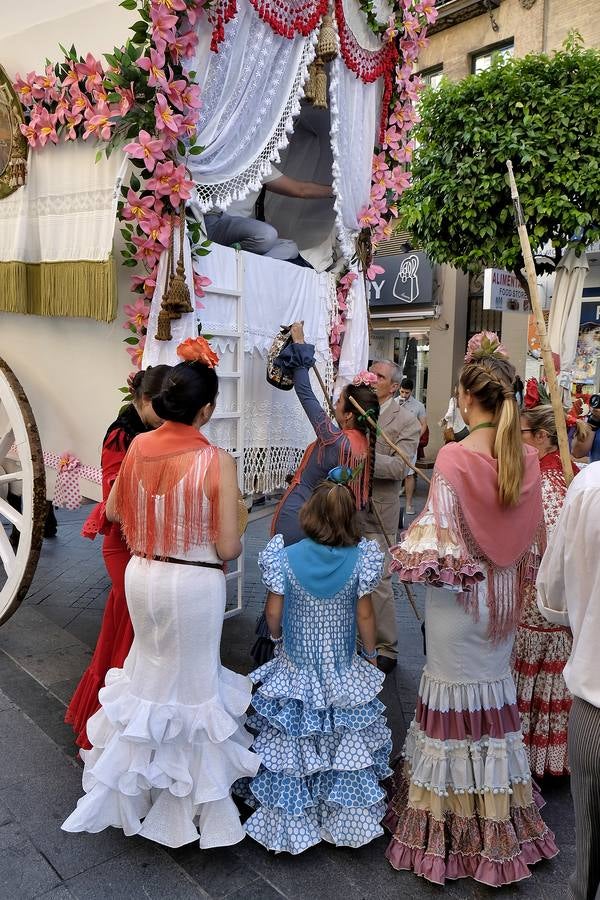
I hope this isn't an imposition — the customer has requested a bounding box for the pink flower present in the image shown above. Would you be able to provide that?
[143,214,172,247]
[123,189,155,223]
[388,167,411,194]
[358,205,380,228]
[83,101,116,141]
[131,272,158,298]
[64,110,83,140]
[13,72,37,106]
[416,0,439,25]
[372,152,389,177]
[464,331,508,363]
[181,82,202,111]
[126,335,146,369]
[35,108,59,146]
[339,271,358,288]
[151,0,187,9]
[165,76,187,111]
[366,263,385,281]
[115,85,135,116]
[382,125,401,149]
[131,233,163,270]
[390,142,414,164]
[123,130,166,172]
[402,12,421,40]
[69,84,90,115]
[384,14,398,43]
[19,120,39,147]
[123,298,150,331]
[178,114,198,140]
[146,160,175,196]
[32,65,60,102]
[54,93,71,124]
[75,53,104,92]
[193,272,211,299]
[166,164,195,206]
[62,64,80,90]
[150,6,178,47]
[137,47,168,89]
[168,30,198,62]
[353,370,378,387]
[154,93,183,135]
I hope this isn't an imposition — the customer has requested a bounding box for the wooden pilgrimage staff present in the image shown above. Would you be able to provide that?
[309,364,423,621]
[506,161,574,486]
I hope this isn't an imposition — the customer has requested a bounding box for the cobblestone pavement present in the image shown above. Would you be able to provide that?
[0,487,574,899]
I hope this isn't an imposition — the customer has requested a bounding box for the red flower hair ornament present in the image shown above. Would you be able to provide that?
[176,336,219,368]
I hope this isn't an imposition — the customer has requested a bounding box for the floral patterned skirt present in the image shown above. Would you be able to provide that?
[384,665,559,886]
[512,587,572,779]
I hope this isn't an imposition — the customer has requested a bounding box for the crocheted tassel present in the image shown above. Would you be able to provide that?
[317,14,337,62]
[168,210,194,315]
[304,61,316,102]
[155,307,173,341]
[313,59,328,109]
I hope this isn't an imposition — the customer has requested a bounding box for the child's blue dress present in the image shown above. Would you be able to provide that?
[238,533,392,854]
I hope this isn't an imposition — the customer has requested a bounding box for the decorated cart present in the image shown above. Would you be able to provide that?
[0,0,434,624]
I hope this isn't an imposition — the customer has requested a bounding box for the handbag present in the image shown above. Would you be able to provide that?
[266,325,294,391]
[443,425,455,443]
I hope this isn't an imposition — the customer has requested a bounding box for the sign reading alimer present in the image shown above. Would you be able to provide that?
[367,252,434,309]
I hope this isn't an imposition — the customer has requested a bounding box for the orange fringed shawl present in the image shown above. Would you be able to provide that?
[115,420,219,559]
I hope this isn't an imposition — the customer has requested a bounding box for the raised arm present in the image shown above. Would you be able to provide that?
[277,324,339,443]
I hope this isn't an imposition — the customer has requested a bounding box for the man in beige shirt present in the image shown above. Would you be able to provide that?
[360,360,420,673]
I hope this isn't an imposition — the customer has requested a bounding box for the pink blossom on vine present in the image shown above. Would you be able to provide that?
[193,272,212,299]
[165,76,188,111]
[122,189,156,223]
[32,66,60,103]
[416,0,439,25]
[382,125,402,150]
[83,101,116,141]
[34,108,59,146]
[64,110,83,140]
[384,15,398,43]
[137,47,168,89]
[366,263,385,280]
[123,129,166,172]
[123,298,150,331]
[181,82,201,111]
[150,6,178,49]
[19,120,39,147]
[165,163,195,206]
[154,93,183,135]
[339,271,358,289]
[131,273,159,298]
[388,167,411,194]
[115,84,135,116]
[146,159,176,195]
[62,65,79,90]
[168,30,199,62]
[69,84,90,115]
[390,141,414,164]
[55,94,71,124]
[177,113,198,139]
[13,72,37,106]
[358,205,380,228]
[402,13,421,40]
[126,335,146,369]
[400,77,424,103]
[75,53,104,92]
[143,214,172,246]
[151,0,188,11]
[131,233,164,270]
[372,152,389,176]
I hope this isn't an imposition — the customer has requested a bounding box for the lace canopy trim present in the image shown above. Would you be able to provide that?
[195,27,317,213]
[334,0,394,84]
[248,0,328,38]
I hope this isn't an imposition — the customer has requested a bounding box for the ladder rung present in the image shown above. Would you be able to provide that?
[204,287,242,298]
[212,411,240,420]
[218,372,241,378]
[207,329,241,338]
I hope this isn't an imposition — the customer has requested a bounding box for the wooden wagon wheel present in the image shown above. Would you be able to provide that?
[0,357,46,626]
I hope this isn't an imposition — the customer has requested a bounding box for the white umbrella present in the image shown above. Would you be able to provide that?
[548,247,589,372]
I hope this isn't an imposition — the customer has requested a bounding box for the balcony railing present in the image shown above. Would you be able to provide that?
[429,0,502,34]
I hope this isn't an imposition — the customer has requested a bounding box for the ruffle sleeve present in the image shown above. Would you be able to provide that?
[389,472,485,592]
[258,534,286,595]
[81,502,112,540]
[357,538,385,597]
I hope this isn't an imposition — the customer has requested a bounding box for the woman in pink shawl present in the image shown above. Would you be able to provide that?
[385,333,558,887]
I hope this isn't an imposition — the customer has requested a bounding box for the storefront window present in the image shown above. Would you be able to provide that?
[370,330,429,405]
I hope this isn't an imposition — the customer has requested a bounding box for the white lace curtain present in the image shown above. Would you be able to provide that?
[189,0,316,212]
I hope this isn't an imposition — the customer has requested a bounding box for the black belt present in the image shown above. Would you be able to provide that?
[135,554,223,570]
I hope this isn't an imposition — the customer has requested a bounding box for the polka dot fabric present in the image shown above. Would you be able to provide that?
[237,537,391,854]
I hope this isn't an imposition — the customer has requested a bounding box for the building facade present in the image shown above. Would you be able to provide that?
[370,0,600,454]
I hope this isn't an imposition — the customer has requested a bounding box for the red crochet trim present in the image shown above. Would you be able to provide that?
[209,0,238,51]
[335,0,395,83]
[248,0,328,38]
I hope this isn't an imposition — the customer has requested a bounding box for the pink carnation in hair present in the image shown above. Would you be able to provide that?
[464,331,508,363]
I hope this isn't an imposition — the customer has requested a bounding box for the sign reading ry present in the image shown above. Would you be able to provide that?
[367,252,434,309]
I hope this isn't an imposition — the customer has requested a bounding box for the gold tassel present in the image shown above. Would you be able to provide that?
[317,14,337,62]
[155,307,173,341]
[304,61,316,102]
[166,208,193,316]
[313,60,328,109]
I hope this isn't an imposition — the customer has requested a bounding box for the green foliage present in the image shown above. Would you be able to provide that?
[401,43,600,274]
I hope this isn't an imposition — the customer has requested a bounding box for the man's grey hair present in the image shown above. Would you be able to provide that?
[373,359,403,386]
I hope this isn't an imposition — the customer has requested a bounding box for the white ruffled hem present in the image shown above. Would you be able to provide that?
[419,668,518,714]
[62,665,260,848]
[403,723,531,796]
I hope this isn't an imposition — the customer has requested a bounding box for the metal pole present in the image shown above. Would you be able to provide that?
[506,161,574,485]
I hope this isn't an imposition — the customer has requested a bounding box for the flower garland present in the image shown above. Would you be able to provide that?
[357,0,437,246]
[14,0,214,388]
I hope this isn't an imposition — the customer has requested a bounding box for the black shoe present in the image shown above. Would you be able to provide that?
[377,655,397,674]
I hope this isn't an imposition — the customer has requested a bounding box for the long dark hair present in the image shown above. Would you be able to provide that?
[152,360,219,425]
[104,365,171,451]
[343,383,380,502]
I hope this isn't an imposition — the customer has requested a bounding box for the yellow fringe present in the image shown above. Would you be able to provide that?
[0,259,117,322]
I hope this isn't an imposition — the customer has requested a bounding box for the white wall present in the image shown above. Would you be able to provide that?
[0,4,136,500]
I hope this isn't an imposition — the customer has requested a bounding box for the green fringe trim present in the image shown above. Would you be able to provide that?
[0,259,117,322]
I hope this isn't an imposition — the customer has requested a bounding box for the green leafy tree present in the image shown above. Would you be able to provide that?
[401,36,600,285]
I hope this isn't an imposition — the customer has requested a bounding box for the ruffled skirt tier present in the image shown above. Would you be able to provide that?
[385,668,558,886]
[237,652,392,854]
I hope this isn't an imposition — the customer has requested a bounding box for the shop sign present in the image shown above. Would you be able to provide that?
[483,268,552,313]
[367,251,434,309]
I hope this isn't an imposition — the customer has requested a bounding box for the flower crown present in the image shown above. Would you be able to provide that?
[464,331,508,364]
[176,336,219,368]
[352,370,377,387]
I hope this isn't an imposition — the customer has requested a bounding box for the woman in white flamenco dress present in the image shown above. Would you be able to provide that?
[63,348,260,849]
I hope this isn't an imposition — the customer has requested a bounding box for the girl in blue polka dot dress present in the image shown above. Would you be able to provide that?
[236,475,392,853]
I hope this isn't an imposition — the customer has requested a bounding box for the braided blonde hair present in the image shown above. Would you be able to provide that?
[459,356,523,506]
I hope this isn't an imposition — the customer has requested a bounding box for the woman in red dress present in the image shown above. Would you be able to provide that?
[65,365,171,749]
